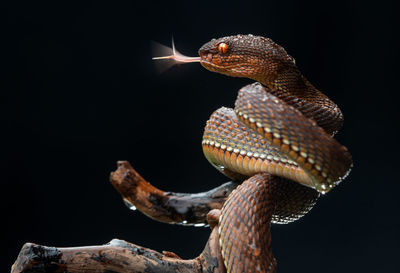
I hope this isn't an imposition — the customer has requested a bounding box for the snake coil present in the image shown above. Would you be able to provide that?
[197,35,352,273]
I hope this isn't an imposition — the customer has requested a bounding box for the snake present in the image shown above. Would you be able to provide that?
[154,34,353,273]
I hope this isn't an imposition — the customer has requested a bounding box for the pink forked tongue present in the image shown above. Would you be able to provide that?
[152,38,200,63]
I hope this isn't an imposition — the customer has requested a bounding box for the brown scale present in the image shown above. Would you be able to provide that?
[202,107,314,187]
[199,34,343,136]
[234,83,352,191]
[219,174,277,273]
[198,34,353,273]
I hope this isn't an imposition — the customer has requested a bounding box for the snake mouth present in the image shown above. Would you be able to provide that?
[199,52,239,73]
[199,58,220,70]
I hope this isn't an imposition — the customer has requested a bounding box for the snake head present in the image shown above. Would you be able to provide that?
[199,34,296,83]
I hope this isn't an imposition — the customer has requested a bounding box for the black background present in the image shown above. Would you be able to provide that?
[3,0,399,272]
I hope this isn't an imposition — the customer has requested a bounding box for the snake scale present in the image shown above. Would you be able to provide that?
[154,34,353,273]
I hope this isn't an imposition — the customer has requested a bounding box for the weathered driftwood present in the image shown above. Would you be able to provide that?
[110,161,238,226]
[12,229,225,273]
[11,161,227,273]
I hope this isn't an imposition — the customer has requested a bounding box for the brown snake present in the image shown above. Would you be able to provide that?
[153,34,353,273]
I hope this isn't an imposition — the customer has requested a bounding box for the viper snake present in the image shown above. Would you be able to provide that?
[153,34,352,273]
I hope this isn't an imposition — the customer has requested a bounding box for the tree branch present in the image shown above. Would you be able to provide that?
[110,161,237,226]
[12,228,225,273]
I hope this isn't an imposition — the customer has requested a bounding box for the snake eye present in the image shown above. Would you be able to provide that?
[218,43,229,54]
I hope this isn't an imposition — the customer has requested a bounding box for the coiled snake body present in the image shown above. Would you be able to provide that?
[158,34,352,273]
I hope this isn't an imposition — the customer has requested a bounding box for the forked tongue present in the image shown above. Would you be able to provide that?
[152,38,200,64]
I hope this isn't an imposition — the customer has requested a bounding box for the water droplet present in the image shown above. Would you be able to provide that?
[123,198,137,211]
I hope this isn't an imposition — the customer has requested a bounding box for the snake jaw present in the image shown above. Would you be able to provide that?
[198,50,242,77]
[199,50,253,79]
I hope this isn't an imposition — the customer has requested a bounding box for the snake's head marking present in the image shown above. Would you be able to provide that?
[199,34,296,83]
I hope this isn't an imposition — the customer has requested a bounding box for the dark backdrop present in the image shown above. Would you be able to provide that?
[3,0,399,272]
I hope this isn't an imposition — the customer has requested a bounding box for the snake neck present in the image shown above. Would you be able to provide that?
[255,69,343,136]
